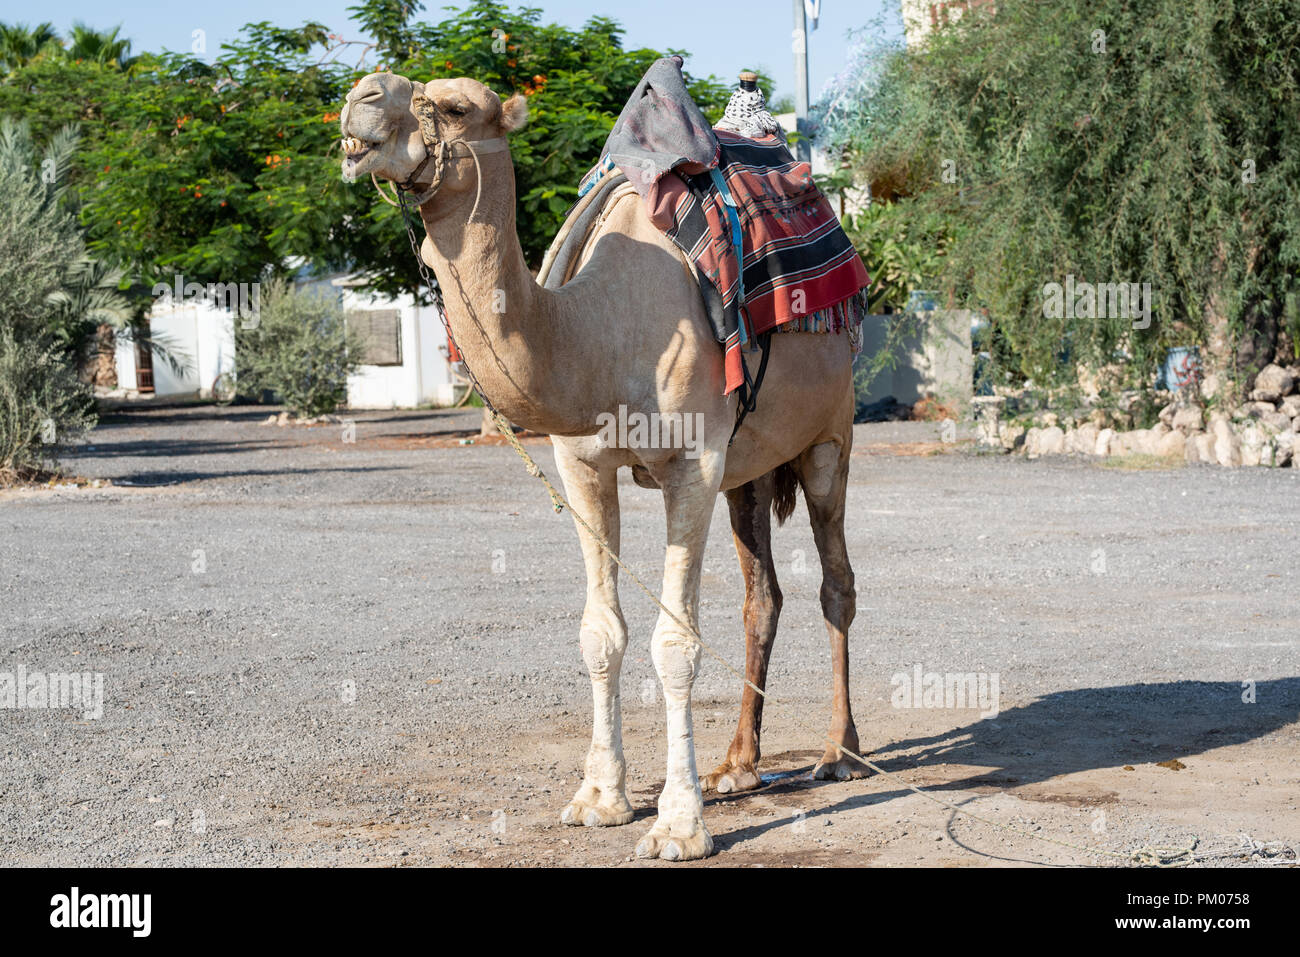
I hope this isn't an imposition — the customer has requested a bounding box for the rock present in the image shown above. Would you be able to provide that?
[1193,432,1217,464]
[1246,401,1277,418]
[999,422,1026,451]
[1028,425,1065,456]
[1095,428,1117,457]
[276,411,291,426]
[1276,431,1295,467]
[1032,411,1059,429]
[1239,424,1265,467]
[1069,423,1099,455]
[1261,410,1292,433]
[1252,363,1295,402]
[1158,402,1176,425]
[262,414,278,426]
[1117,429,1160,456]
[1202,373,1221,399]
[1279,395,1300,418]
[1212,417,1241,467]
[1156,429,1186,459]
[1243,417,1287,466]
[1171,406,1204,433]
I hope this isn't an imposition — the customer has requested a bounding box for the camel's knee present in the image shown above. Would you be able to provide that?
[580,606,627,680]
[801,441,842,499]
[651,626,701,700]
[744,579,783,634]
[819,575,856,628]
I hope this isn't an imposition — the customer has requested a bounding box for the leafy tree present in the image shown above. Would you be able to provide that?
[0,327,95,480]
[826,0,1300,400]
[0,3,733,310]
[64,23,135,69]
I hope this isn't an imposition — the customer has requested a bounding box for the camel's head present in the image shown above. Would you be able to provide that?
[340,73,528,196]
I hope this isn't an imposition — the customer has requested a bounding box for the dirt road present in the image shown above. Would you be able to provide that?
[1,406,1296,866]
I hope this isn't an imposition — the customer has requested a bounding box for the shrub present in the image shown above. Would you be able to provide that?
[234,279,363,418]
[0,328,94,481]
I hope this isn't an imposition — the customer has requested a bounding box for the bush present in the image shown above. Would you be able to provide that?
[0,116,114,481]
[234,279,362,418]
[825,0,1300,397]
[0,328,95,481]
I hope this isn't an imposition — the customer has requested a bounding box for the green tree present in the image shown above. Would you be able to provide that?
[64,23,135,69]
[826,0,1300,399]
[0,3,732,310]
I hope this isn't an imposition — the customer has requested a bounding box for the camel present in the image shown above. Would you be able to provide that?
[340,73,867,861]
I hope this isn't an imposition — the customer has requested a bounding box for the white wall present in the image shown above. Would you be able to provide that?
[115,299,233,397]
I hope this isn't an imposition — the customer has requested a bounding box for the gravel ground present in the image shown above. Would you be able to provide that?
[0,404,1296,867]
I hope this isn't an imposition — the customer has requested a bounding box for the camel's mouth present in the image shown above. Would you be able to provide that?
[341,136,382,168]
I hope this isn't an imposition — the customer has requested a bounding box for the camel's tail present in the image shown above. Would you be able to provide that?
[771,462,799,527]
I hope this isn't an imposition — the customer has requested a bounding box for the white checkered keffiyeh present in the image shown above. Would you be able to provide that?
[715,86,782,140]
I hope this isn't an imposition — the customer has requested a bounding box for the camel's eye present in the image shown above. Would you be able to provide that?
[442,104,468,117]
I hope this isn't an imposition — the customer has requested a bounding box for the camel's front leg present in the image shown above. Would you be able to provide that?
[636,452,724,862]
[553,442,635,828]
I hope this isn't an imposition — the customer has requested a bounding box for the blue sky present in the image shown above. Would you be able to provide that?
[12,0,902,102]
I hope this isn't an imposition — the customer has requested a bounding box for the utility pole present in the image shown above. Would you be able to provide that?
[792,0,811,163]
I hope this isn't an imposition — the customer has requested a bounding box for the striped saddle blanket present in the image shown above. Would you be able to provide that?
[580,129,870,394]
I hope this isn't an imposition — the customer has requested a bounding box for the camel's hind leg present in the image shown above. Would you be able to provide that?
[700,473,781,794]
[795,439,870,781]
[552,441,635,827]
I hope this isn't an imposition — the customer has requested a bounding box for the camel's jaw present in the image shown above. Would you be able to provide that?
[340,135,383,179]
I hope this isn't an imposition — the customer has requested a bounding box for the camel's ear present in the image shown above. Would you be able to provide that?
[499,93,529,134]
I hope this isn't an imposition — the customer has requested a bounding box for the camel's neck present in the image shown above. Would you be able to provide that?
[417,154,592,434]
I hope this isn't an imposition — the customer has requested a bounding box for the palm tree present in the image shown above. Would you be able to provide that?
[64,22,134,69]
[0,21,59,74]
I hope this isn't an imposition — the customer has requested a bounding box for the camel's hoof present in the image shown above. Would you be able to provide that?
[634,819,714,861]
[812,751,873,782]
[561,798,635,828]
[700,763,761,794]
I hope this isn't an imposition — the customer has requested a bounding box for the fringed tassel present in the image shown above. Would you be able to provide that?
[775,288,870,352]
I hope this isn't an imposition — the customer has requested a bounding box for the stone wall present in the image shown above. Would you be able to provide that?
[975,362,1299,468]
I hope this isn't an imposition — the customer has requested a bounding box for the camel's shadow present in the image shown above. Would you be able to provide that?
[701,678,1300,855]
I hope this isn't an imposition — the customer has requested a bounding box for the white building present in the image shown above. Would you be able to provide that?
[775,113,869,219]
[114,295,235,399]
[114,277,459,408]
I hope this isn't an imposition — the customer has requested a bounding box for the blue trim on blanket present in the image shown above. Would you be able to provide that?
[708,167,750,346]
[578,155,617,198]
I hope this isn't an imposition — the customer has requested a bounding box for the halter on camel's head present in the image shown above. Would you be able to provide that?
[339,74,528,221]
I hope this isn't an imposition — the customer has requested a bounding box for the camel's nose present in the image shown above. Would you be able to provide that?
[348,81,384,106]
